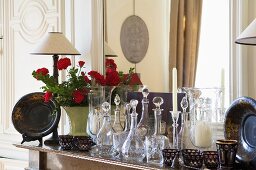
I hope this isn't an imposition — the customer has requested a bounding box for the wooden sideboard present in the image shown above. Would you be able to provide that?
[15,144,171,170]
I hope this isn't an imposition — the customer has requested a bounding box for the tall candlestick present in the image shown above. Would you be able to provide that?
[172,68,178,117]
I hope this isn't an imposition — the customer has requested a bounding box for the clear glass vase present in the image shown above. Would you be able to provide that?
[122,99,145,162]
[87,86,104,140]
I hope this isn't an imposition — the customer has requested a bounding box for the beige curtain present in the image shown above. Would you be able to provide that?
[169,0,203,90]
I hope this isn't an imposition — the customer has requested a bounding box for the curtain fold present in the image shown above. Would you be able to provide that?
[169,0,203,90]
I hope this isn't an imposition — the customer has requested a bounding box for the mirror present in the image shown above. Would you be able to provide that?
[104,0,170,92]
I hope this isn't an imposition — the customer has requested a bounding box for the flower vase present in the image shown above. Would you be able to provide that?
[64,106,89,136]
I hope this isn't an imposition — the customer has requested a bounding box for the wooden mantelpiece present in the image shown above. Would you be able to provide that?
[15,144,169,170]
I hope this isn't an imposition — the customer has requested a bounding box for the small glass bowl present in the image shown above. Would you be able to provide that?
[162,149,179,166]
[73,136,95,151]
[202,151,219,169]
[59,135,73,150]
[182,149,203,168]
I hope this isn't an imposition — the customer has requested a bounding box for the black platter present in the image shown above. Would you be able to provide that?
[224,96,256,169]
[12,92,60,145]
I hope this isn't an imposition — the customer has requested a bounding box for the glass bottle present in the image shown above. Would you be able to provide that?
[136,87,150,139]
[96,102,114,157]
[112,94,123,133]
[122,99,145,162]
[146,97,169,165]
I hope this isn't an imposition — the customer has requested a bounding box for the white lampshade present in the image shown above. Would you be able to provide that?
[104,42,118,57]
[31,32,80,55]
[236,18,256,45]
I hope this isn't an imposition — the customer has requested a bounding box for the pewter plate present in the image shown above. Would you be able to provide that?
[224,96,256,167]
[120,15,149,64]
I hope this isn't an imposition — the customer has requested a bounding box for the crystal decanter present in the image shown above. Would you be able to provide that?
[96,102,114,157]
[136,87,150,139]
[122,99,145,162]
[146,97,170,165]
[112,94,123,133]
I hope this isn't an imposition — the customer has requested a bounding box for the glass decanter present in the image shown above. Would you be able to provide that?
[112,94,124,133]
[96,102,114,157]
[122,99,145,162]
[146,97,169,165]
[136,86,150,139]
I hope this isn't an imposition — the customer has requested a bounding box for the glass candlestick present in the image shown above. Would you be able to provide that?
[170,111,181,149]
[112,94,123,133]
[122,99,145,162]
[137,86,150,139]
[96,102,114,157]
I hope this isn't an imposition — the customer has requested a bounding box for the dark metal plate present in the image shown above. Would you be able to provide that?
[12,92,60,138]
[224,96,256,167]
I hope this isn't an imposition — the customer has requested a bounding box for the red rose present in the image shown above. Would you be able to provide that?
[88,71,106,85]
[35,67,49,80]
[78,61,85,67]
[105,59,117,71]
[43,91,52,102]
[57,58,71,70]
[123,73,142,85]
[72,90,84,104]
[36,68,49,76]
[81,72,85,76]
[106,70,120,86]
[83,75,91,84]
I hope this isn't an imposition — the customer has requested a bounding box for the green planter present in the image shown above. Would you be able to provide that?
[64,106,89,136]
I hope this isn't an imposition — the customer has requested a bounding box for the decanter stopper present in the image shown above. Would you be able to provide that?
[102,102,110,115]
[181,96,188,113]
[153,96,164,110]
[130,99,138,114]
[114,94,121,106]
[142,86,149,99]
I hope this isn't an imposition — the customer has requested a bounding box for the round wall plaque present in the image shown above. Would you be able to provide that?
[120,15,149,64]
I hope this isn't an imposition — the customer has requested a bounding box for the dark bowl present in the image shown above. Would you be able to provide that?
[203,151,219,169]
[162,149,179,166]
[59,135,73,150]
[182,149,203,168]
[73,136,95,151]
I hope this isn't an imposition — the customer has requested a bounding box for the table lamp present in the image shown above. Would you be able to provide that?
[31,32,80,145]
[104,41,118,57]
[235,18,256,45]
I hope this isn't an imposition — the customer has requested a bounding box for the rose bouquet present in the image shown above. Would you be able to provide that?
[32,58,142,106]
[32,58,90,106]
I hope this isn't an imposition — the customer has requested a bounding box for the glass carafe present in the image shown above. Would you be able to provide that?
[122,99,145,162]
[136,87,150,139]
[96,102,114,157]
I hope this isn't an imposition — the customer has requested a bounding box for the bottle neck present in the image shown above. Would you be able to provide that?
[113,109,121,124]
[130,113,138,131]
[181,112,189,125]
[140,98,149,121]
[124,111,131,132]
[102,115,111,126]
[153,109,162,136]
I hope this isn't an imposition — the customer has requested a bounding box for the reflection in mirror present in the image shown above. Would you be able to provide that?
[104,0,170,92]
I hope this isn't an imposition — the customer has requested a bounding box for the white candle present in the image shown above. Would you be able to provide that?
[194,121,212,148]
[172,68,178,117]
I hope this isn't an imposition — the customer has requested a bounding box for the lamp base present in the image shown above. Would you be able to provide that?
[44,128,59,146]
